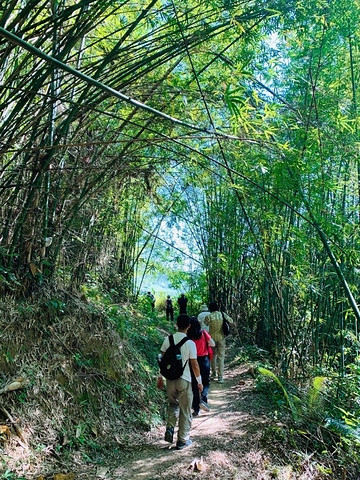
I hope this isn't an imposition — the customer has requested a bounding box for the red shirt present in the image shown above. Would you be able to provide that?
[193,331,211,357]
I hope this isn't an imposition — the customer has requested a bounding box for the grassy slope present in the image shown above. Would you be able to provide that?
[0,288,173,478]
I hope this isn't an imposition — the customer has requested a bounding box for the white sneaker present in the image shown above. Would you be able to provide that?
[200,400,210,412]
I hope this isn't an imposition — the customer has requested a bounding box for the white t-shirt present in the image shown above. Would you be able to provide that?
[198,311,210,333]
[161,332,197,382]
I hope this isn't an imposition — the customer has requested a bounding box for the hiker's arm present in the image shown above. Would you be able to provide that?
[156,376,164,390]
[156,350,166,390]
[205,331,215,347]
[190,358,203,393]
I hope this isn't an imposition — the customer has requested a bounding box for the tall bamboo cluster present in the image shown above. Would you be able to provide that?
[0,0,266,296]
[153,0,360,375]
[1,0,360,377]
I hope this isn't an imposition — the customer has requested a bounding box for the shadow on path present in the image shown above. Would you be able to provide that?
[98,363,268,480]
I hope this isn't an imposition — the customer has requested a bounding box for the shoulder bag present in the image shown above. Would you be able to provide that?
[221,312,230,337]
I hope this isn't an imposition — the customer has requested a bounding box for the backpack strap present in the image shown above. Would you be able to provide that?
[176,337,189,348]
[174,336,190,371]
[168,335,189,349]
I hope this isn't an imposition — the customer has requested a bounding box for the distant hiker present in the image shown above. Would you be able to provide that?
[157,314,203,450]
[204,301,234,383]
[197,304,210,333]
[177,293,188,314]
[166,295,174,322]
[147,291,155,311]
[187,317,215,416]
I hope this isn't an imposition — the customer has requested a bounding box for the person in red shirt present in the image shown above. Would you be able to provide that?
[187,317,215,416]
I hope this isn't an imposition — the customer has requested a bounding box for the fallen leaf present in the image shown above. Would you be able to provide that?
[29,262,41,276]
[188,458,205,472]
[0,425,11,442]
[0,377,28,394]
[196,457,205,471]
[97,466,108,478]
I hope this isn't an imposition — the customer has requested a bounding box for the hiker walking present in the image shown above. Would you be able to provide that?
[204,301,234,383]
[177,293,188,314]
[166,295,174,322]
[187,317,215,416]
[157,314,203,450]
[147,291,155,311]
[197,304,210,333]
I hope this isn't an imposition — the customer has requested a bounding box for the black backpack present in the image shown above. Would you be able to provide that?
[158,335,189,380]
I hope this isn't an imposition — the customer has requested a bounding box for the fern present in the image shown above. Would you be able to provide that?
[308,376,326,410]
[258,367,297,419]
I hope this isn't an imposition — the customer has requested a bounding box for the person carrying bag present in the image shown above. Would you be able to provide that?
[204,301,234,383]
[187,317,215,416]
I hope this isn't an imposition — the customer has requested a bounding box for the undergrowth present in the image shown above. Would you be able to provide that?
[253,361,360,479]
[0,284,173,479]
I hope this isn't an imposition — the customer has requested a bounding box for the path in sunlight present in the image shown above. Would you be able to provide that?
[103,363,262,480]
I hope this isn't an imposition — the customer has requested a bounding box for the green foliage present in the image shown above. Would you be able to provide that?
[257,367,297,419]
[1,0,360,470]
[73,353,94,368]
[308,376,327,411]
[0,473,26,480]
[0,266,21,291]
[44,299,65,314]
[256,364,360,470]
[57,421,101,455]
[257,369,329,424]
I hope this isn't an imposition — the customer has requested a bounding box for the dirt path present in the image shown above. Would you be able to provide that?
[73,361,340,480]
[94,363,280,480]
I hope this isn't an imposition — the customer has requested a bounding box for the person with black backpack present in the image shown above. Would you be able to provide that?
[157,314,203,450]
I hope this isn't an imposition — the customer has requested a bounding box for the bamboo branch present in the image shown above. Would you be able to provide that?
[0,27,242,141]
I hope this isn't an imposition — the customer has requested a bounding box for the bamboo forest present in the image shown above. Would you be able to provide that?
[1,0,360,478]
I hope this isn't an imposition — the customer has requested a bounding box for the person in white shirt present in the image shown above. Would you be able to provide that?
[197,304,210,333]
[157,314,203,450]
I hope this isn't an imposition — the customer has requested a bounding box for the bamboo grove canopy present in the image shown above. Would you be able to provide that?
[1,0,360,371]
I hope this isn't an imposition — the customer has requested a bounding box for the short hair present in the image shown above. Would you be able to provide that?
[187,316,202,340]
[208,301,219,312]
[176,314,190,330]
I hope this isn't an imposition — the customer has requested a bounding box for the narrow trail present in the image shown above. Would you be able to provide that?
[73,360,337,480]
[98,363,277,480]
